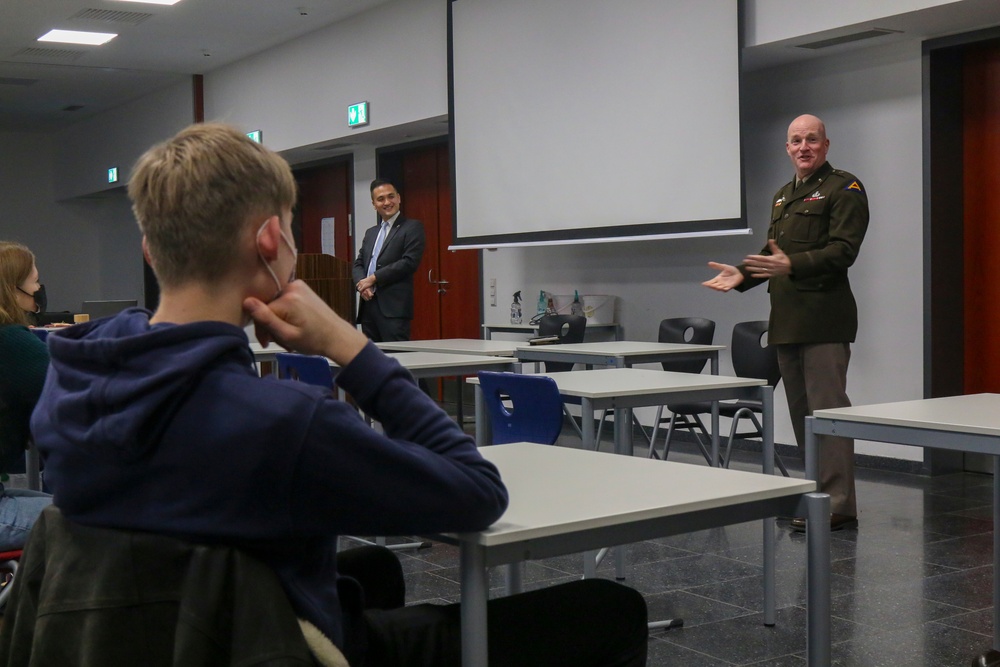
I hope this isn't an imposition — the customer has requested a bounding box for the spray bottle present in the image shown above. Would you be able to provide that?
[510,291,522,324]
[570,290,584,316]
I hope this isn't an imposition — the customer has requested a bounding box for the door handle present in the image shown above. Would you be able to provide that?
[428,269,450,286]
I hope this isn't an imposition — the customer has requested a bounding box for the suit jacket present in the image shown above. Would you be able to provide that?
[737,161,870,345]
[352,215,426,320]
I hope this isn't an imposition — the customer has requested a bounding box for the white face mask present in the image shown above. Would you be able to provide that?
[256,219,297,301]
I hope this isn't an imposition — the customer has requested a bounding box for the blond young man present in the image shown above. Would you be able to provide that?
[31,123,647,666]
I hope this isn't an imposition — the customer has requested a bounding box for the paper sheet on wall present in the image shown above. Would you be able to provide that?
[321,217,336,256]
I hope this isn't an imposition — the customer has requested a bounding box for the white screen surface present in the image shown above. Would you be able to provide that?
[450,0,745,247]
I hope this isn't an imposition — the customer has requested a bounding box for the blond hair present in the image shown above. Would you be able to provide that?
[0,242,36,327]
[128,123,297,288]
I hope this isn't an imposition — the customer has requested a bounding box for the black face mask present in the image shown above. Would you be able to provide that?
[17,284,46,314]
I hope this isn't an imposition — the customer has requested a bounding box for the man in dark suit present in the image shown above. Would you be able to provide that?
[703,114,869,532]
[352,179,426,342]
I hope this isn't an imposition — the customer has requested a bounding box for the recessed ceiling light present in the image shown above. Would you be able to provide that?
[111,0,183,4]
[38,29,117,46]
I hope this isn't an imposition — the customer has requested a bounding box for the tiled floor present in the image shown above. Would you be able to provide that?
[379,421,996,666]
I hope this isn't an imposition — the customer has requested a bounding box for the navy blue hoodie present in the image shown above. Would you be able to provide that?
[31,309,508,655]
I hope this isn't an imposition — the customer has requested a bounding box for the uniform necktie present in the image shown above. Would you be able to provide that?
[367,221,388,277]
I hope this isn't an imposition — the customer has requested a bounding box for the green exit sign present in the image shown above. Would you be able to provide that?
[348,101,369,128]
[246,129,262,143]
[108,167,118,183]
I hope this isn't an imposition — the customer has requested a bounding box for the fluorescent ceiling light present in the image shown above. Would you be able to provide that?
[111,0,183,4]
[38,29,117,46]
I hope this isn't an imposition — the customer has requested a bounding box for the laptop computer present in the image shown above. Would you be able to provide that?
[81,300,138,319]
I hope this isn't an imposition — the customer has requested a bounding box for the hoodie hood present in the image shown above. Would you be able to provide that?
[36,309,254,460]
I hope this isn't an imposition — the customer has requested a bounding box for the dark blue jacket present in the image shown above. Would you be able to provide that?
[31,309,508,656]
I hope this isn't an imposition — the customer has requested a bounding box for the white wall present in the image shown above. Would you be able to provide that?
[52,79,193,201]
[744,0,961,46]
[15,0,966,463]
[0,132,142,312]
[203,0,446,154]
[483,39,926,460]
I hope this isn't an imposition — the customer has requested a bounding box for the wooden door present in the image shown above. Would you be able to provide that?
[963,42,1000,394]
[381,142,480,341]
[295,161,352,259]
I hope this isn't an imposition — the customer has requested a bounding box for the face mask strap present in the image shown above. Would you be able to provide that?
[256,219,297,301]
[17,285,44,313]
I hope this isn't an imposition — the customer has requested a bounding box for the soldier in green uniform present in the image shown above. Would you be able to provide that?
[704,114,869,532]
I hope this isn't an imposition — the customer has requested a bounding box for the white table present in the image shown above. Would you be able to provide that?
[252,344,515,423]
[248,341,289,364]
[514,341,728,453]
[514,340,725,373]
[434,443,831,667]
[472,368,767,469]
[471,368,775,587]
[376,338,519,356]
[382,351,516,378]
[806,393,1000,649]
[482,321,623,341]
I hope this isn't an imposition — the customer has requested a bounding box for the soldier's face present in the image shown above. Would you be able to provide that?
[786,119,829,180]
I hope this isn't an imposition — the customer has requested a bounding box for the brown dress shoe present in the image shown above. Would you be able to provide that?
[972,649,1000,667]
[790,513,858,533]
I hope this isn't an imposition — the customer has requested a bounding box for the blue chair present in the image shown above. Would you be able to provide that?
[275,352,335,389]
[477,371,564,445]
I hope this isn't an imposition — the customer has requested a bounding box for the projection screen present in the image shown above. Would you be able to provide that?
[449,0,746,248]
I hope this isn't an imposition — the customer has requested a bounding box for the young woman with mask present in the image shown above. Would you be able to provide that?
[0,241,52,551]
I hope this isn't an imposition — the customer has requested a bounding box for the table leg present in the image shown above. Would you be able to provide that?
[710,351,719,375]
[26,445,41,491]
[805,417,819,483]
[613,406,629,579]
[762,386,774,475]
[475,385,488,446]
[582,397,600,577]
[994,455,999,649]
[461,544,489,667]
[711,400,720,467]
[763,516,775,626]
[805,492,831,666]
[760,388,777,626]
[505,562,523,595]
[582,397,596,450]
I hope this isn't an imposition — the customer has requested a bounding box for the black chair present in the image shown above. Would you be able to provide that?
[477,372,563,445]
[536,315,612,444]
[651,321,789,476]
[646,318,717,463]
[536,314,587,371]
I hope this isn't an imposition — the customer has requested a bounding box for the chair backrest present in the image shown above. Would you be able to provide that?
[0,506,319,665]
[657,317,716,374]
[477,371,563,445]
[275,352,334,388]
[537,315,587,373]
[730,320,781,387]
